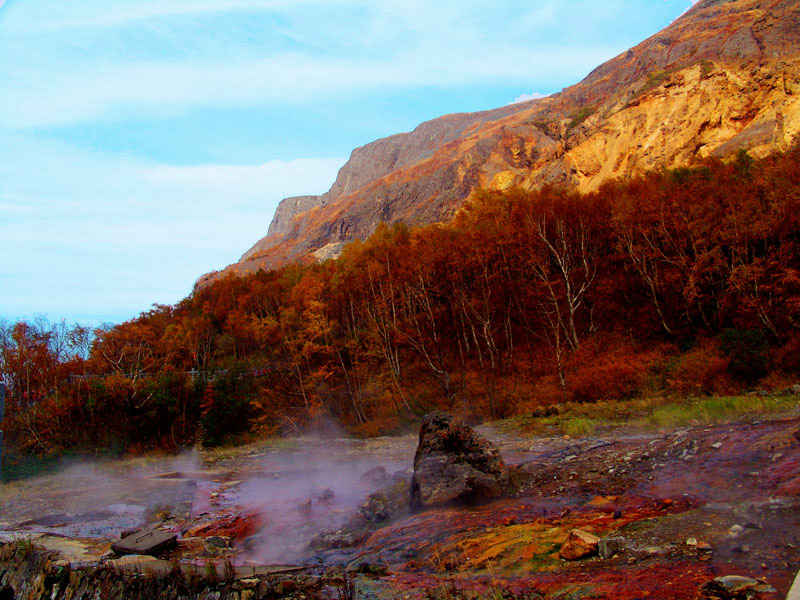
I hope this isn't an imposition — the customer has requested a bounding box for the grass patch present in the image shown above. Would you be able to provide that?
[639,70,671,94]
[560,417,598,438]
[567,106,596,131]
[493,393,799,437]
[1,450,65,482]
[647,395,797,429]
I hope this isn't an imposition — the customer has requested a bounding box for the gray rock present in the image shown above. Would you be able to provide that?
[410,411,509,508]
[599,536,625,559]
[361,465,391,487]
[701,575,774,599]
[111,526,177,556]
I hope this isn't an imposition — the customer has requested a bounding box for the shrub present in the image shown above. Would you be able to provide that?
[719,328,768,383]
[667,340,734,396]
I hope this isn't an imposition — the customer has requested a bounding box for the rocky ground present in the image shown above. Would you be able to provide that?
[0,407,798,599]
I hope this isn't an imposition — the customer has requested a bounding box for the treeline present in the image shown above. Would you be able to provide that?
[3,145,800,453]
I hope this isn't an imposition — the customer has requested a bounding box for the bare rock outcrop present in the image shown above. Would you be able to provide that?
[410,411,509,508]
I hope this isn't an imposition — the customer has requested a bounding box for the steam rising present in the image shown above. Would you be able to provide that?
[0,436,416,566]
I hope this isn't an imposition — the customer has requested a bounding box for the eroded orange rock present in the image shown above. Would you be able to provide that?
[559,528,600,561]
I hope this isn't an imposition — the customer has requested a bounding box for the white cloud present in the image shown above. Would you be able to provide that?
[1,0,331,34]
[509,92,548,105]
[0,47,608,129]
[0,135,344,321]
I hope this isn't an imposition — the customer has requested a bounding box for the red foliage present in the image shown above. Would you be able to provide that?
[5,144,800,451]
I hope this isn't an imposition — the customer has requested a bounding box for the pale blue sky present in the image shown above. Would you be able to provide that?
[0,0,697,325]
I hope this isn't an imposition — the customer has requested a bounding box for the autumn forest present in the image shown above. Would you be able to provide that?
[3,144,800,454]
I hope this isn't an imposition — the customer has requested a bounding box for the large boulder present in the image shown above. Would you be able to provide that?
[410,411,509,508]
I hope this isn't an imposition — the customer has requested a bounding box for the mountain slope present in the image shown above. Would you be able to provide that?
[198,0,800,286]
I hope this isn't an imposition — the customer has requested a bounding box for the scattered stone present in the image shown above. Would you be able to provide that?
[410,411,509,508]
[687,537,698,546]
[598,536,624,559]
[702,575,775,599]
[559,529,600,560]
[360,493,390,523]
[111,527,177,556]
[711,442,723,449]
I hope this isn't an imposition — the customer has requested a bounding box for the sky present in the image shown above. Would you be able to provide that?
[0,0,700,326]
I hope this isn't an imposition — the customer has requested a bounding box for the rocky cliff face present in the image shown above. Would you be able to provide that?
[198,0,800,286]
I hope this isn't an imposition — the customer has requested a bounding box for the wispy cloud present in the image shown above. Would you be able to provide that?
[509,92,548,105]
[0,135,344,321]
[0,0,639,129]
[0,48,611,129]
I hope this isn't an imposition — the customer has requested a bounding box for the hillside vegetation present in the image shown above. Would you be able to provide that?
[2,145,800,453]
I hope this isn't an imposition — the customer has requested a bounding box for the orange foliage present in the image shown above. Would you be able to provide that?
[4,144,800,451]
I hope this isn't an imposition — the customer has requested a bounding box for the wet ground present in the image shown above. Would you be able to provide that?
[0,415,798,599]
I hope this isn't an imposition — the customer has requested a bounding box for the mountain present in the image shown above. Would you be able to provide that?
[197,0,800,286]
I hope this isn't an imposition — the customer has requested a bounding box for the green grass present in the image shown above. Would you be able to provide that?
[646,395,796,429]
[567,106,596,131]
[493,393,799,437]
[1,450,65,482]
[559,417,598,438]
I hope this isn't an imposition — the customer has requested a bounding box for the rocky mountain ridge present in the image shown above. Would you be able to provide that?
[199,0,800,286]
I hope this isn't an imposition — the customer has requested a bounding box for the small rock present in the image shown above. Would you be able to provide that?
[204,535,229,549]
[318,489,335,503]
[728,524,744,537]
[598,536,625,559]
[360,493,390,523]
[687,537,698,546]
[361,466,391,487]
[559,529,600,560]
[111,527,177,556]
[238,578,259,590]
[204,535,232,555]
[701,575,773,599]
[711,442,723,449]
